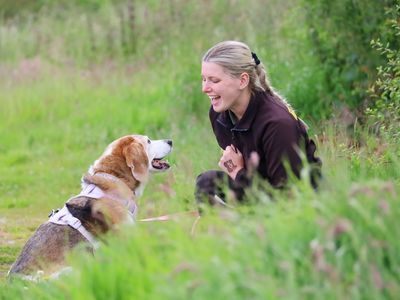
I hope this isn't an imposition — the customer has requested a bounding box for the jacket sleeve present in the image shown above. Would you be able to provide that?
[261,118,303,187]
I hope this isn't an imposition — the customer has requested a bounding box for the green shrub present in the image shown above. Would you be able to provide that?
[302,0,399,111]
[366,3,400,143]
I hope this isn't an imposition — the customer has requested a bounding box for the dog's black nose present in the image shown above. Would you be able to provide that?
[166,140,173,146]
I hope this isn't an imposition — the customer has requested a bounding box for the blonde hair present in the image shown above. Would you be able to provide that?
[202,41,291,107]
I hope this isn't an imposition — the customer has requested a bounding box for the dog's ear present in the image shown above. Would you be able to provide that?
[91,199,128,232]
[123,139,149,183]
[90,201,110,232]
[67,197,115,233]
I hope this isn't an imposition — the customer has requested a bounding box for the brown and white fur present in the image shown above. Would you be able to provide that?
[8,135,172,278]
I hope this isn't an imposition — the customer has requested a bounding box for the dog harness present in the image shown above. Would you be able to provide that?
[48,206,101,250]
[80,176,138,219]
[48,173,138,250]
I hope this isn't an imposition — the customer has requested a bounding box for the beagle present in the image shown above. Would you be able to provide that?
[8,135,172,278]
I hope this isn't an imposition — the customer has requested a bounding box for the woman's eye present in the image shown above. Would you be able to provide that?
[209,77,220,83]
[202,77,219,84]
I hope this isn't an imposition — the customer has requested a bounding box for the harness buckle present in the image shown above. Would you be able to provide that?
[48,209,60,218]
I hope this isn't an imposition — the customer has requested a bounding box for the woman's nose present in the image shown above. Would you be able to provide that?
[202,82,211,93]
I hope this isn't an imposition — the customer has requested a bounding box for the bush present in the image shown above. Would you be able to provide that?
[302,0,399,111]
[366,2,400,142]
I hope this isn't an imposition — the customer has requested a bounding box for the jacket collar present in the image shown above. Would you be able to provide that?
[216,92,261,131]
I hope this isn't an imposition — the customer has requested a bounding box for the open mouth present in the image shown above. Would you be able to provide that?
[151,158,170,170]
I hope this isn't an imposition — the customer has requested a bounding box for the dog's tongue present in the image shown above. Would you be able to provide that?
[152,159,170,170]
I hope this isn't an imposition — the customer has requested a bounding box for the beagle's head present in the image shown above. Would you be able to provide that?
[90,135,172,192]
[132,135,173,174]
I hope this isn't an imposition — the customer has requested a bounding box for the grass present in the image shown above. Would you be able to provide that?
[1,1,399,299]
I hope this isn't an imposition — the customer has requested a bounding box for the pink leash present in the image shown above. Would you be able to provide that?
[139,210,201,236]
[139,210,199,222]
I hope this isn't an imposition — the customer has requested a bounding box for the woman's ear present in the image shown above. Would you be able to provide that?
[239,72,250,90]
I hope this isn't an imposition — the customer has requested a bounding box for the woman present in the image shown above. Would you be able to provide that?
[195,41,321,205]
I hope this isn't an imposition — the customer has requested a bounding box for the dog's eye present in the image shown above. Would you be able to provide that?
[147,139,151,144]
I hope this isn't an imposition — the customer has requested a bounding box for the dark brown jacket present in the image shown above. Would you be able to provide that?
[209,91,321,188]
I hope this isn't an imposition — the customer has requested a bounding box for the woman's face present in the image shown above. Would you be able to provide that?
[201,62,244,113]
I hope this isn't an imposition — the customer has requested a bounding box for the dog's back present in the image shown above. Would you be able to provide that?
[8,221,87,275]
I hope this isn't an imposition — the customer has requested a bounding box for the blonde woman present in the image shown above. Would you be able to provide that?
[196,41,321,205]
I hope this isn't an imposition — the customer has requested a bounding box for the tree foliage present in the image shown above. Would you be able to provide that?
[302,0,399,111]
[367,2,400,140]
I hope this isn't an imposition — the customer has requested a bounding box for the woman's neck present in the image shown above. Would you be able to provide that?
[230,89,252,120]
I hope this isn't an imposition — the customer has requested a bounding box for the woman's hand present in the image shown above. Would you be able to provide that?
[218,145,244,179]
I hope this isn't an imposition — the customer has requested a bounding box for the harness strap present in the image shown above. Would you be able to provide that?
[81,173,138,218]
[48,206,100,250]
[48,177,137,250]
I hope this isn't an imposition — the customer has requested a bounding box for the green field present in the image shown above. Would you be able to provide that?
[1,1,399,299]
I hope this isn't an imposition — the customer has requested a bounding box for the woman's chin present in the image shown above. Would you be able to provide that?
[212,103,224,112]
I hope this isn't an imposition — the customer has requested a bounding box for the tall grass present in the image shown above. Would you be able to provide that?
[3,143,399,299]
[1,1,399,299]
[0,0,328,117]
